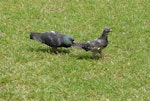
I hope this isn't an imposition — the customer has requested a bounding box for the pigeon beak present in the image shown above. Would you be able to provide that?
[110,29,113,32]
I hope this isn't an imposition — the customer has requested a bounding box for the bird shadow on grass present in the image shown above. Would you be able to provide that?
[72,54,102,60]
[28,47,70,54]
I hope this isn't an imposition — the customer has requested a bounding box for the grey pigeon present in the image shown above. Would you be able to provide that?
[30,31,74,54]
[73,27,112,58]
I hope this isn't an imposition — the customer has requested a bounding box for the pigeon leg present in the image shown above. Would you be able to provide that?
[52,47,58,54]
[98,50,103,58]
[92,51,96,57]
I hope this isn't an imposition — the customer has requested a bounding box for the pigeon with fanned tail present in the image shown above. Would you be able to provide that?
[30,31,74,54]
[73,27,112,58]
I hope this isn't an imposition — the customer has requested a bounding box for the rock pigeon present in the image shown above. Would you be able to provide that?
[73,27,112,58]
[30,31,74,54]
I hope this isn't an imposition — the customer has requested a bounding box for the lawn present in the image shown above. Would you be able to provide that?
[0,0,149,101]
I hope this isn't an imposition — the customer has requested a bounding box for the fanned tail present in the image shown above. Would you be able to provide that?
[30,32,42,42]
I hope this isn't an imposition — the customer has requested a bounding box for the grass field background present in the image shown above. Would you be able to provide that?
[0,0,149,100]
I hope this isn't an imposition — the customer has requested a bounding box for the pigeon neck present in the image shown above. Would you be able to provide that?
[64,36,71,45]
[99,31,108,40]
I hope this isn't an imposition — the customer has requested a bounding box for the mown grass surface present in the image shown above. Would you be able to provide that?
[0,0,149,100]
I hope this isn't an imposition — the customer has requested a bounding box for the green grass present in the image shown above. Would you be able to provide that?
[0,0,149,100]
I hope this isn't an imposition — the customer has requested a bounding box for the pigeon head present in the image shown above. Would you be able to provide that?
[30,32,42,42]
[103,27,112,33]
[69,36,74,44]
[98,27,112,39]
[30,33,34,39]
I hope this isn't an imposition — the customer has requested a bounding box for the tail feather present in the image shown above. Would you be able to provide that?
[72,43,83,49]
[73,42,90,51]
[30,32,42,42]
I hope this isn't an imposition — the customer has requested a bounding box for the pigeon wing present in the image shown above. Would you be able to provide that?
[86,39,104,51]
[41,32,63,47]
